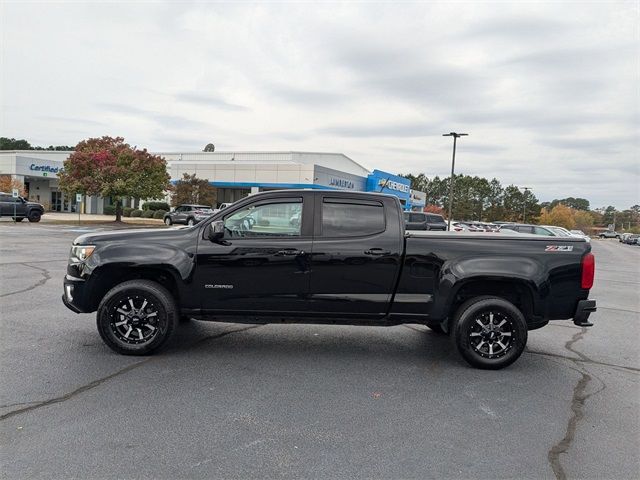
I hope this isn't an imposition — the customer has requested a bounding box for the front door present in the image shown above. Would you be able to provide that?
[308,194,403,318]
[195,194,313,315]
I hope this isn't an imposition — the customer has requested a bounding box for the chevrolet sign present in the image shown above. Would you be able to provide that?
[378,178,410,193]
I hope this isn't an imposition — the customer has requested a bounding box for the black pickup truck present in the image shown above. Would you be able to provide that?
[62,190,596,369]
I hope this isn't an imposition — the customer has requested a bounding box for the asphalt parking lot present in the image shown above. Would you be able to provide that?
[0,222,638,479]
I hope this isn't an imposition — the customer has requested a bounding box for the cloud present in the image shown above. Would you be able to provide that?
[174,92,249,111]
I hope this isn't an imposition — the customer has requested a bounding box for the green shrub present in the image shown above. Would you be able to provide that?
[123,207,134,217]
[153,209,167,219]
[141,210,155,218]
[103,205,116,215]
[142,201,170,211]
[130,209,143,217]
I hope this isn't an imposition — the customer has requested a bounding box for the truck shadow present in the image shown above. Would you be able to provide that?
[165,320,465,370]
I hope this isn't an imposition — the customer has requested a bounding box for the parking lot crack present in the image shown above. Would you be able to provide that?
[0,325,261,422]
[547,327,607,480]
[0,263,52,298]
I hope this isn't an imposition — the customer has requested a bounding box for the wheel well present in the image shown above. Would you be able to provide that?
[89,266,179,311]
[448,279,534,324]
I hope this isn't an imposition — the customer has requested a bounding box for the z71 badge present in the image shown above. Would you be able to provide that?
[545,245,573,252]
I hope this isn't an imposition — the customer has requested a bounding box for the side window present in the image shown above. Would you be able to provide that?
[322,200,385,237]
[409,213,423,222]
[427,215,442,223]
[0,195,10,202]
[223,200,302,238]
[534,227,554,236]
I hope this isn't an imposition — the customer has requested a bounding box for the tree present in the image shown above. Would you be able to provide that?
[0,137,32,150]
[546,197,590,211]
[0,176,27,196]
[203,143,215,152]
[0,137,74,150]
[573,210,594,233]
[538,204,576,230]
[424,204,445,215]
[172,173,217,207]
[58,136,171,222]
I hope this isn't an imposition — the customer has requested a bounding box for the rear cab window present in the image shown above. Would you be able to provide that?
[321,198,385,237]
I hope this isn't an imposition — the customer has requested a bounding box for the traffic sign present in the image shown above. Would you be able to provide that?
[76,193,83,202]
[12,189,19,198]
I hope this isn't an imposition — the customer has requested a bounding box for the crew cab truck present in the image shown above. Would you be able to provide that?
[62,190,596,369]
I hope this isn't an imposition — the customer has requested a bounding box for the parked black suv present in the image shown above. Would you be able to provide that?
[163,205,214,226]
[403,212,447,231]
[0,192,44,222]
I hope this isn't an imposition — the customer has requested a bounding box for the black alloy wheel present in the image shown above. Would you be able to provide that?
[452,296,528,370]
[97,280,177,355]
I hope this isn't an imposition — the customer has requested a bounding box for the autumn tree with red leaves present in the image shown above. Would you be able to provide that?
[58,136,171,222]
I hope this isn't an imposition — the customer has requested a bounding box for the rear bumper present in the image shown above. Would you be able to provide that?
[573,299,596,327]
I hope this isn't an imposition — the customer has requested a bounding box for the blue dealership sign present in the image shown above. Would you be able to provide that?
[366,170,411,207]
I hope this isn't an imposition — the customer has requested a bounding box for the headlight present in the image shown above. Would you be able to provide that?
[70,245,95,263]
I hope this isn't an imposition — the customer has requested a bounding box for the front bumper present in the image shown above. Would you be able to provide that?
[62,274,91,313]
[573,299,597,327]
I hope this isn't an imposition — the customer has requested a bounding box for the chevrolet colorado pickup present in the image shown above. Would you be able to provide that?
[62,190,596,369]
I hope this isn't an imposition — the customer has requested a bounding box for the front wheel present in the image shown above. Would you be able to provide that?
[27,211,42,222]
[96,280,178,355]
[164,217,172,226]
[452,296,528,369]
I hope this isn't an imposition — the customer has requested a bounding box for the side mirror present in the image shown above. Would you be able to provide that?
[207,220,225,242]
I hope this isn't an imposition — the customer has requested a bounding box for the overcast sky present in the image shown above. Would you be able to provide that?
[1,1,638,208]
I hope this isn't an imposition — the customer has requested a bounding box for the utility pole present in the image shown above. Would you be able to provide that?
[519,186,531,223]
[442,132,468,230]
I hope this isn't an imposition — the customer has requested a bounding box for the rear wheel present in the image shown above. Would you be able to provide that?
[27,211,41,222]
[96,280,177,355]
[452,296,528,369]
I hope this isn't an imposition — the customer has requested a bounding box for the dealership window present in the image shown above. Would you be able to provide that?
[224,199,302,238]
[322,200,385,237]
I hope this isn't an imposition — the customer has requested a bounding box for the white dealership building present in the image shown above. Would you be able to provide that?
[0,150,426,213]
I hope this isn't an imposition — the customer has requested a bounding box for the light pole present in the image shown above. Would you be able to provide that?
[443,132,468,230]
[519,186,531,223]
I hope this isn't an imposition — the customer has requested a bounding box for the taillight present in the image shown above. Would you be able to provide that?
[581,252,595,289]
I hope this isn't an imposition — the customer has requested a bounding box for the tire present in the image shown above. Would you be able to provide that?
[187,218,195,226]
[27,211,42,222]
[164,217,172,226]
[15,218,24,222]
[452,296,528,370]
[96,280,178,355]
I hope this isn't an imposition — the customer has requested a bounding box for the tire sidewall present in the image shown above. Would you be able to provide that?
[164,217,172,225]
[97,280,177,355]
[453,296,528,370]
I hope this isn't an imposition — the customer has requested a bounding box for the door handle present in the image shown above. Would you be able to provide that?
[276,249,305,256]
[365,248,391,256]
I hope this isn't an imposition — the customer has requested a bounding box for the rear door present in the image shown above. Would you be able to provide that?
[406,213,426,230]
[308,194,403,318]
